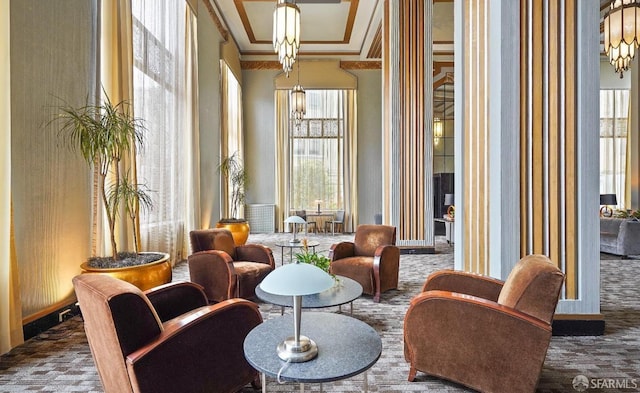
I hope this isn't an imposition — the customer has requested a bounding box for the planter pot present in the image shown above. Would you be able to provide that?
[216,220,250,245]
[80,252,171,291]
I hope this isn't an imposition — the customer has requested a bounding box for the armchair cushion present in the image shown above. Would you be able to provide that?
[330,224,399,302]
[188,229,274,303]
[403,254,564,393]
[73,274,262,393]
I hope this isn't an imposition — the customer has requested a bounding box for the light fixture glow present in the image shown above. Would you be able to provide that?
[603,0,640,78]
[290,85,306,125]
[433,117,443,145]
[273,0,301,76]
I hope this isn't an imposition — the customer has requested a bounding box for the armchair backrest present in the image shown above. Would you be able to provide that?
[497,254,565,324]
[295,210,307,220]
[190,228,237,259]
[353,224,396,257]
[73,274,164,393]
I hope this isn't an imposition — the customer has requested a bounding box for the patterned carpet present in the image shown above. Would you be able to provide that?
[0,232,638,392]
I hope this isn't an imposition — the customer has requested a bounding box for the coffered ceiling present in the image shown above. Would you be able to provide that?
[207,0,455,63]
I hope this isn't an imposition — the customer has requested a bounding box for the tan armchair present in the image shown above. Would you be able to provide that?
[403,254,565,393]
[329,224,400,302]
[189,228,274,303]
[72,274,263,393]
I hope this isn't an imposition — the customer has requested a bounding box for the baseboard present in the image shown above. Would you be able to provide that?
[23,302,81,341]
[552,314,605,336]
[398,246,435,255]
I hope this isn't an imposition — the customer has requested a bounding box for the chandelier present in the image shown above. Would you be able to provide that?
[603,0,640,78]
[273,0,301,76]
[290,64,306,125]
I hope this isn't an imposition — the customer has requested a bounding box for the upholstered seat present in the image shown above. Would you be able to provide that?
[403,254,565,393]
[189,228,274,303]
[73,274,263,393]
[329,224,399,302]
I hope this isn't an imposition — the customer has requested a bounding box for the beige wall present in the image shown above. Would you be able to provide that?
[242,65,383,225]
[10,0,96,319]
[197,0,225,228]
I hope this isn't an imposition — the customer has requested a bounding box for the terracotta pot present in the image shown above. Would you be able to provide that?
[80,252,171,291]
[216,220,250,245]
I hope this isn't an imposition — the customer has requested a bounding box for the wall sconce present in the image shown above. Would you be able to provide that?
[433,117,443,145]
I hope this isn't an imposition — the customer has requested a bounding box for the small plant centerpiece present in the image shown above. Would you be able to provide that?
[53,94,170,290]
[216,152,250,244]
[294,238,338,283]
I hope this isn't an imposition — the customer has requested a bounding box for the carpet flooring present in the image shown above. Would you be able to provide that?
[0,232,638,392]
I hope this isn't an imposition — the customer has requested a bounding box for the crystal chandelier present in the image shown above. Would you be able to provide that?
[290,64,306,125]
[273,0,301,76]
[603,0,640,78]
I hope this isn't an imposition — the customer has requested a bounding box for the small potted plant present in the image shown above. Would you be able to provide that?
[294,238,338,282]
[216,152,250,244]
[52,94,170,290]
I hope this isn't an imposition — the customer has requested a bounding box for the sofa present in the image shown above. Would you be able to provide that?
[600,217,640,256]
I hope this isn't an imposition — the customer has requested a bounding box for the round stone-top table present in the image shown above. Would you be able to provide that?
[243,312,381,392]
[255,275,362,315]
[275,240,320,265]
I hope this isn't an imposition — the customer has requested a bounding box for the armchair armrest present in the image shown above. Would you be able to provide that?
[404,290,551,390]
[144,281,208,322]
[235,244,275,268]
[421,269,504,302]
[188,250,236,303]
[126,299,263,393]
[329,241,355,261]
[372,244,400,302]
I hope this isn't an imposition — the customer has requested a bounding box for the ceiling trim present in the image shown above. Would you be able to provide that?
[204,0,229,41]
[234,0,360,45]
[240,59,381,70]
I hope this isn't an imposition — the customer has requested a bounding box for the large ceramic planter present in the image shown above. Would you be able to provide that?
[80,252,171,291]
[216,220,250,245]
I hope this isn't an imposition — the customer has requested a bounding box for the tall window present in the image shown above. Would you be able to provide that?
[132,0,189,259]
[600,89,629,208]
[290,90,344,210]
[220,61,243,218]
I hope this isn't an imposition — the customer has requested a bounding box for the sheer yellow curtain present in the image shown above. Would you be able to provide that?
[0,1,24,354]
[100,0,136,255]
[275,90,291,231]
[342,90,358,232]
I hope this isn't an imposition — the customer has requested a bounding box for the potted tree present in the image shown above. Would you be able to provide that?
[216,152,250,245]
[53,94,170,290]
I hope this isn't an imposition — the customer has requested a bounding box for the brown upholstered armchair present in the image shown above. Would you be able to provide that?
[73,274,263,393]
[403,254,565,393]
[329,224,400,302]
[188,228,274,303]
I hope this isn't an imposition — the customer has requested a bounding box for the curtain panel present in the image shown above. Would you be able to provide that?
[132,0,194,263]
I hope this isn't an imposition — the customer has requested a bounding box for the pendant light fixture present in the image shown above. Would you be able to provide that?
[603,0,640,78]
[273,0,301,76]
[290,62,306,125]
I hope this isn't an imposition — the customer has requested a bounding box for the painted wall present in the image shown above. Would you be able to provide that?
[197,0,224,228]
[242,66,383,227]
[10,0,96,319]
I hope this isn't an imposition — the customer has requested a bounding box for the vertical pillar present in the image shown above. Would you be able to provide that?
[455,0,601,327]
[382,0,434,248]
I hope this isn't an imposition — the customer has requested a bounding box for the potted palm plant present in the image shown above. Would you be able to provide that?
[216,152,250,245]
[53,94,170,290]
